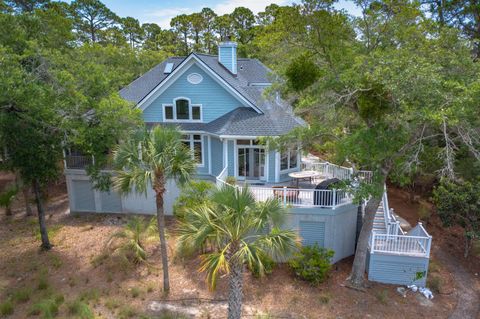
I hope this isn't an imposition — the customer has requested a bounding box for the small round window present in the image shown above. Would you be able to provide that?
[187,73,203,85]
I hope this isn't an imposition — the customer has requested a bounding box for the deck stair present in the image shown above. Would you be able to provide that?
[372,201,387,233]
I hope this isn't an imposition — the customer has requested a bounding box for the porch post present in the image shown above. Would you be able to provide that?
[283,186,287,206]
[332,189,337,209]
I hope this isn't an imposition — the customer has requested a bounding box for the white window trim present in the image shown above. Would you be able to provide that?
[280,147,299,172]
[162,97,203,123]
[182,134,204,167]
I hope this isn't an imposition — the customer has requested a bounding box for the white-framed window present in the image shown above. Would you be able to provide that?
[163,97,202,122]
[182,134,203,166]
[280,148,298,171]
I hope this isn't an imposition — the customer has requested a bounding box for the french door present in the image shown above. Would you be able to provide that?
[237,147,265,180]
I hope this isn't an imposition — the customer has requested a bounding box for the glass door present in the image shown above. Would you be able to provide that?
[237,147,265,180]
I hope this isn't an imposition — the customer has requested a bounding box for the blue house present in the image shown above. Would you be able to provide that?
[64,42,432,286]
[117,41,305,183]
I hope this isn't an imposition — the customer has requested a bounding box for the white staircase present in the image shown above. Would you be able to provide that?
[372,199,387,233]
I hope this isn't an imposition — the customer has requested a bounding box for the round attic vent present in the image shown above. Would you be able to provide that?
[187,73,203,84]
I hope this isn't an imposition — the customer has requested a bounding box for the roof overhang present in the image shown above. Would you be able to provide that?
[136,53,263,114]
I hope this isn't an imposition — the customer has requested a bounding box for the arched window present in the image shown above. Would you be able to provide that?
[163,98,202,122]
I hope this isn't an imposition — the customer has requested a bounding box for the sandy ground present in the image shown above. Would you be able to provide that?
[0,177,473,318]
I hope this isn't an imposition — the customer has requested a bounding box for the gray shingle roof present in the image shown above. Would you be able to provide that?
[120,53,305,136]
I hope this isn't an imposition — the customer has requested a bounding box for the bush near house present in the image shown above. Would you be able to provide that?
[288,245,334,285]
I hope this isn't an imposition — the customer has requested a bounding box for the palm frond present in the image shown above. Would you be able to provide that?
[254,198,286,228]
[253,228,299,261]
[106,217,155,264]
[199,244,231,290]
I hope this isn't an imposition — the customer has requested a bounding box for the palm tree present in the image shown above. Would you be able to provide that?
[107,216,158,264]
[177,186,298,319]
[113,126,196,293]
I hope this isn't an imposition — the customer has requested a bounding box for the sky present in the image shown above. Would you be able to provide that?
[99,0,361,29]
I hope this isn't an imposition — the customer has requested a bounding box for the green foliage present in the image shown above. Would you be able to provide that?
[107,217,158,264]
[433,179,480,257]
[288,244,334,285]
[285,54,320,92]
[11,287,32,303]
[37,272,50,291]
[113,126,196,197]
[28,294,64,319]
[0,185,18,215]
[375,289,389,305]
[173,180,214,220]
[118,305,138,319]
[0,299,13,316]
[130,287,142,298]
[67,298,94,319]
[427,275,442,294]
[249,254,275,278]
[225,176,237,185]
[177,186,298,291]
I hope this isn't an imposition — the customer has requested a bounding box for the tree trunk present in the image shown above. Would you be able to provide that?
[154,175,170,294]
[349,174,388,288]
[33,179,51,250]
[227,260,244,319]
[349,195,383,287]
[23,186,32,216]
[464,234,472,258]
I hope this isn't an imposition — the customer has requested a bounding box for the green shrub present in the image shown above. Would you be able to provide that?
[249,254,275,278]
[130,287,141,298]
[428,275,442,294]
[37,272,49,291]
[375,289,389,305]
[0,299,14,316]
[173,180,213,220]
[104,298,120,310]
[11,287,32,303]
[288,244,334,285]
[29,295,64,319]
[118,305,138,319]
[67,298,94,319]
[107,217,158,264]
[225,176,236,186]
[79,288,100,302]
[0,185,18,216]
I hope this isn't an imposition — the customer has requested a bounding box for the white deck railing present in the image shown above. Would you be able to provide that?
[216,165,352,209]
[216,165,228,188]
[370,233,431,257]
[237,186,351,209]
[302,161,373,183]
[65,155,93,169]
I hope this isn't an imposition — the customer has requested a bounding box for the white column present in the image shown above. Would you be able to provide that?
[275,151,280,183]
[208,135,212,175]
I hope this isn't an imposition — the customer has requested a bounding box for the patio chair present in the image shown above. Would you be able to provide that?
[272,186,300,202]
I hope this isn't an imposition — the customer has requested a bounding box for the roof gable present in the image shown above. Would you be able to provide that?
[135,54,263,114]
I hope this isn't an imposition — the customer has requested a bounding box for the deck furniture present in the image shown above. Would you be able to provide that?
[272,186,300,202]
[288,170,321,187]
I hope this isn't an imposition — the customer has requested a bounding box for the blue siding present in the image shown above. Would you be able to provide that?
[196,135,209,175]
[227,140,235,176]
[368,253,429,286]
[299,221,326,247]
[211,137,224,176]
[143,64,242,123]
[72,180,95,212]
[268,150,276,183]
[219,46,236,74]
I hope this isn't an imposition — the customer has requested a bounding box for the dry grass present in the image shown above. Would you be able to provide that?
[0,178,465,318]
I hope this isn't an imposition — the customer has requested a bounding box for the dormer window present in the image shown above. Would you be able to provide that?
[163,97,202,122]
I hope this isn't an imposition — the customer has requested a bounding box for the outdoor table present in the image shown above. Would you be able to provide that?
[288,170,321,187]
